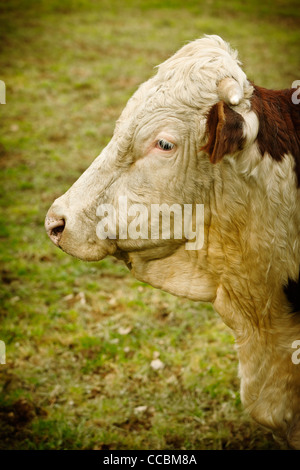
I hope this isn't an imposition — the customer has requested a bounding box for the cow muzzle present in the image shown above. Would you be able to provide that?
[45,201,118,261]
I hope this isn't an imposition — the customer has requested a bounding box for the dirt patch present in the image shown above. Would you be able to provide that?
[0,398,47,450]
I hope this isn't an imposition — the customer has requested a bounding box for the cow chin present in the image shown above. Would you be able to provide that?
[58,233,117,262]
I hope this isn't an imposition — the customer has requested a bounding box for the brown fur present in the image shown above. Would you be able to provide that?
[200,100,245,163]
[202,86,300,188]
[251,85,300,187]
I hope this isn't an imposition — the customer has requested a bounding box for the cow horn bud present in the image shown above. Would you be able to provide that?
[217,77,243,106]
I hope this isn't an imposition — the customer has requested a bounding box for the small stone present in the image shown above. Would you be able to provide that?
[134,405,148,414]
[150,358,164,370]
[118,326,132,335]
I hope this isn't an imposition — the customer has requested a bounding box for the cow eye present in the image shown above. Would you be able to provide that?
[156,139,174,151]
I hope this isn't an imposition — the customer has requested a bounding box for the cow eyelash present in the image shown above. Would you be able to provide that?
[156,139,175,151]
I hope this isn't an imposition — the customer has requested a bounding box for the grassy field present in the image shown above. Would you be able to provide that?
[0,0,299,450]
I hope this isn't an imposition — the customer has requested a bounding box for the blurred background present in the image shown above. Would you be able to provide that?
[0,0,299,450]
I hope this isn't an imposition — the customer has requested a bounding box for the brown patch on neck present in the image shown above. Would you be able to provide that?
[251,85,300,186]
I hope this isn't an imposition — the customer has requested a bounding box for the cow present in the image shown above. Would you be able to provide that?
[45,35,300,449]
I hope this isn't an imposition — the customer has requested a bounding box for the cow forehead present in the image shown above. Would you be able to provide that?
[113,36,249,150]
[114,80,181,143]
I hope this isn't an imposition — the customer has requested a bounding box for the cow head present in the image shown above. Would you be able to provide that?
[45,35,260,303]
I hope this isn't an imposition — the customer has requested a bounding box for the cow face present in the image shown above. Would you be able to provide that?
[45,35,254,301]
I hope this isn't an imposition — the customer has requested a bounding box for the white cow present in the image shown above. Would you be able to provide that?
[45,35,300,449]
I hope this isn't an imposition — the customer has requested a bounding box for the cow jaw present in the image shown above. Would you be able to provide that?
[125,245,218,302]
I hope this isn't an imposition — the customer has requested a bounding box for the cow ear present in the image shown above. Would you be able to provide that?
[201,101,245,164]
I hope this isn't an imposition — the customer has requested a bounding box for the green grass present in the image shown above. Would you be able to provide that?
[1,0,299,450]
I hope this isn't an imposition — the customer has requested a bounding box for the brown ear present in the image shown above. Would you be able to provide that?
[201,101,245,163]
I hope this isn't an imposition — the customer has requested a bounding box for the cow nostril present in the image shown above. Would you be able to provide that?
[45,217,65,246]
[51,223,65,238]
